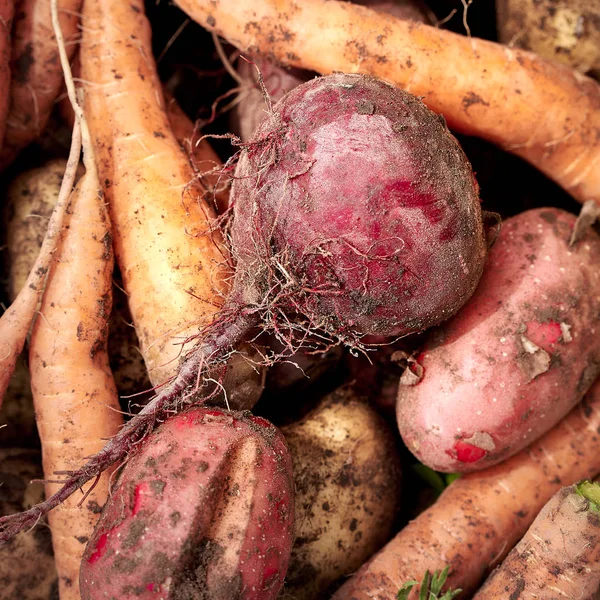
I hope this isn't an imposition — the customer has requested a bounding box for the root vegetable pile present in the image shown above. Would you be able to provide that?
[0,1,599,599]
[0,67,487,541]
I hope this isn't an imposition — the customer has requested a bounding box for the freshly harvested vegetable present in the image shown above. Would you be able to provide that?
[0,0,81,169]
[332,378,600,599]
[0,69,486,539]
[233,57,308,144]
[80,407,295,600]
[29,7,124,594]
[397,207,600,472]
[473,480,600,599]
[5,158,75,302]
[0,109,82,409]
[232,0,433,143]
[30,170,124,599]
[497,0,600,74]
[280,387,402,599]
[164,92,230,214]
[0,449,58,600]
[80,0,230,388]
[174,0,600,205]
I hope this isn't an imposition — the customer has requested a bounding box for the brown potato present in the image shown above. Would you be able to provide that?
[279,387,402,600]
[497,0,600,73]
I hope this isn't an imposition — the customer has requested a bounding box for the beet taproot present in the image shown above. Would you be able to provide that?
[229,72,487,340]
[0,72,486,541]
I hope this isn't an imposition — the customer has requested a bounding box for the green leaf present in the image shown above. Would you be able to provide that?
[430,566,450,595]
[398,566,461,600]
[419,571,432,600]
[444,473,461,486]
[397,581,418,600]
[440,589,462,600]
[412,464,446,495]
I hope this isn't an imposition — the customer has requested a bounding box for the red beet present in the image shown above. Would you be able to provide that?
[229,73,487,339]
[0,73,486,541]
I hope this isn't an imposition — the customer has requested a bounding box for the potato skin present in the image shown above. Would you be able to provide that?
[80,408,294,600]
[279,387,402,600]
[497,0,600,73]
[397,208,600,472]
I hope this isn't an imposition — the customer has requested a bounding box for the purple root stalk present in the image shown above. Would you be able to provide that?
[0,311,258,545]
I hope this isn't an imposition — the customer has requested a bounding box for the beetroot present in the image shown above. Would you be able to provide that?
[230,73,486,339]
[0,73,486,541]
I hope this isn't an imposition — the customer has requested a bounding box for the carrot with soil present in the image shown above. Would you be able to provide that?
[0,0,82,170]
[79,0,230,389]
[174,0,600,205]
[0,70,487,540]
[164,92,230,214]
[472,480,600,599]
[27,3,123,597]
[0,0,14,151]
[332,377,600,599]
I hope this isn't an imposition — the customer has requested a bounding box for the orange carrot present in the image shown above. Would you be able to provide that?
[174,0,600,205]
[472,481,600,599]
[26,4,123,597]
[80,0,230,388]
[0,0,82,170]
[30,167,123,600]
[332,378,600,599]
[164,93,230,214]
[0,0,14,150]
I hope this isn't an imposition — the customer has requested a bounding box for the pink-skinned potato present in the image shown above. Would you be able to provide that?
[397,207,600,473]
[80,408,294,600]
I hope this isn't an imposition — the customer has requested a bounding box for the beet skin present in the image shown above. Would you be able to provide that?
[230,73,487,340]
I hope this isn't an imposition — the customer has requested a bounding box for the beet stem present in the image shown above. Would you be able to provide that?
[0,311,258,545]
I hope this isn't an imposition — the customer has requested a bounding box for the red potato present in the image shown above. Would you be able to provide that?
[80,408,294,600]
[397,207,600,473]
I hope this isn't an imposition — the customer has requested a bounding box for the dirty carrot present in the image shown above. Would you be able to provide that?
[472,480,600,600]
[0,0,14,151]
[26,4,123,597]
[164,92,229,214]
[80,0,230,388]
[30,168,123,600]
[0,0,82,170]
[332,378,600,599]
[174,0,600,205]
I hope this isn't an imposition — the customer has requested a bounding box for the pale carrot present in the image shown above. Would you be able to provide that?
[80,0,230,388]
[26,4,123,597]
[0,0,14,150]
[173,0,600,205]
[332,378,600,599]
[472,481,600,600]
[30,167,123,600]
[0,0,82,170]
